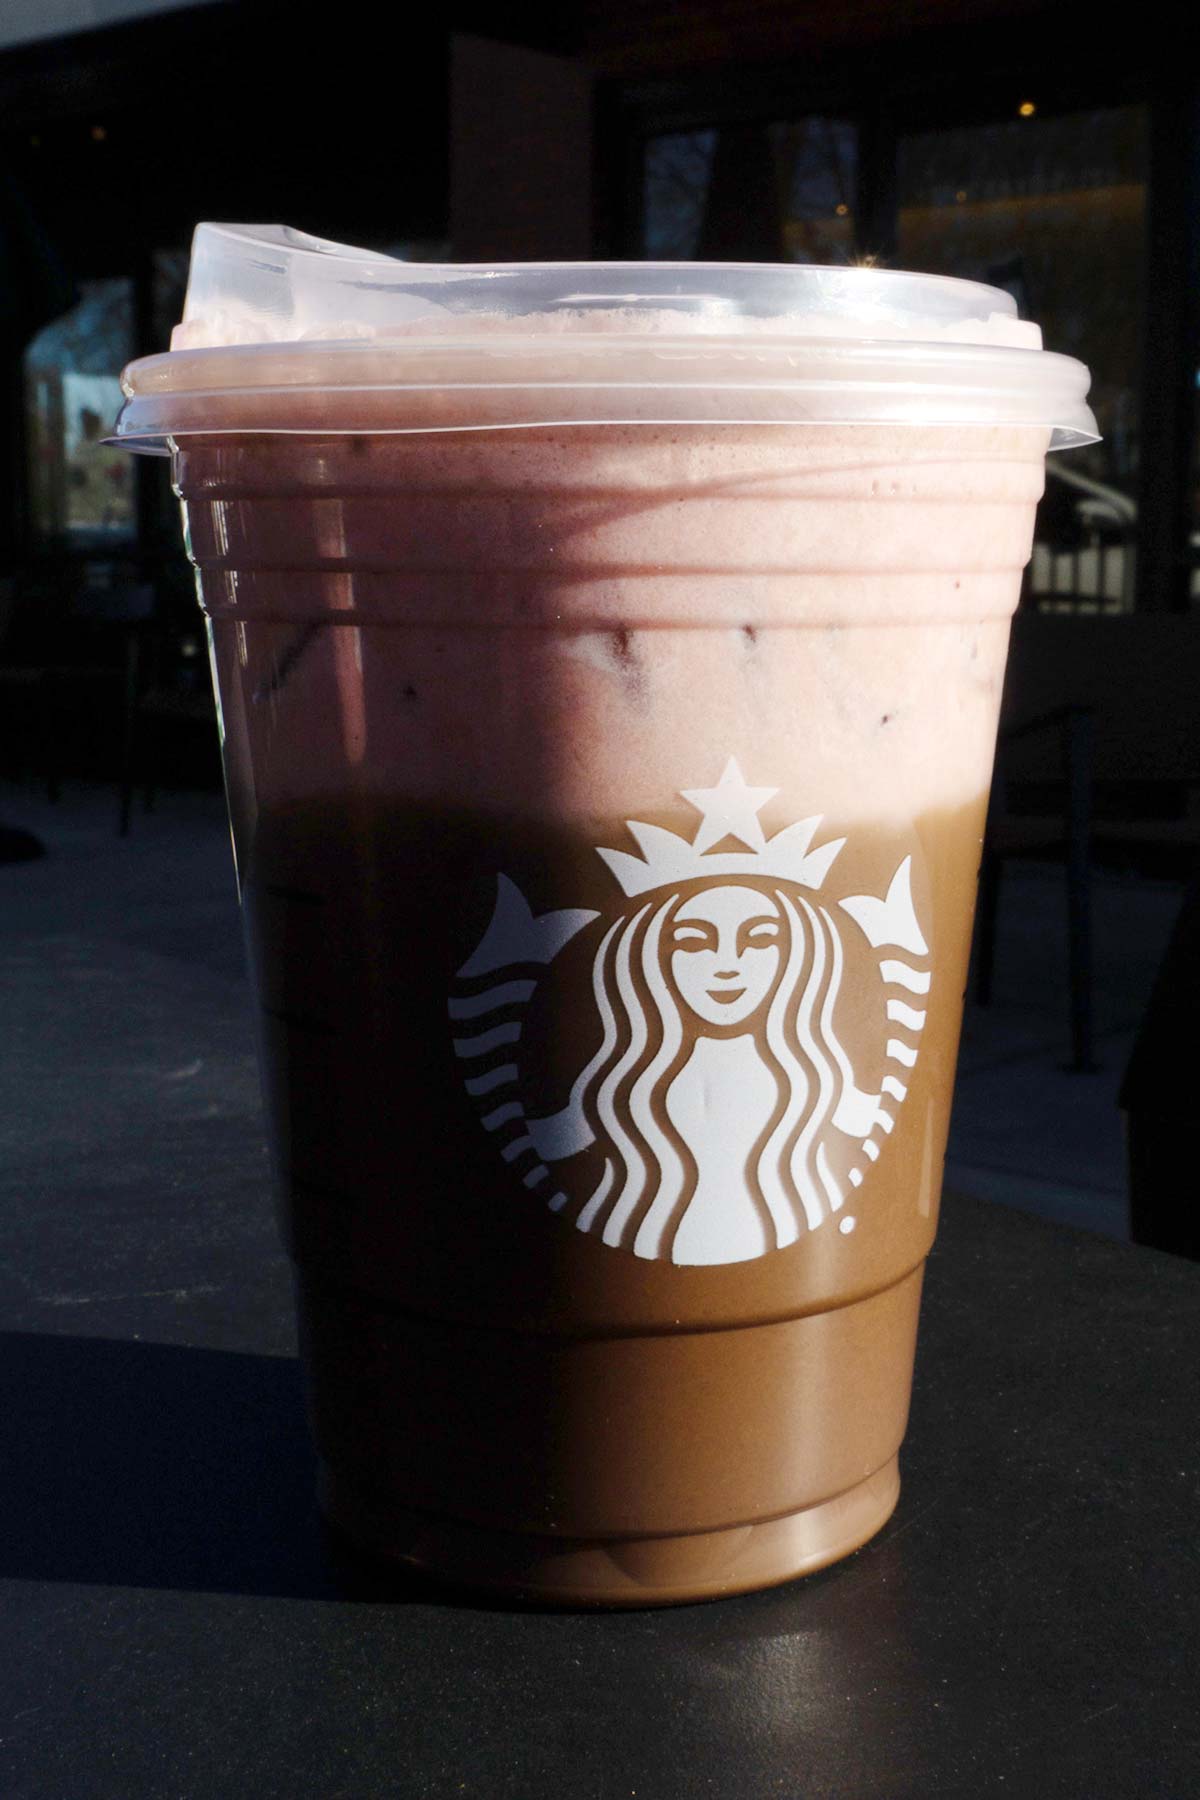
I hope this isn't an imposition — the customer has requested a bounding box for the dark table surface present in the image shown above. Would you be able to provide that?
[1,807,1198,1800]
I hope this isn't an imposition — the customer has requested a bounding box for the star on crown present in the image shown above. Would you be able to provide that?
[596,757,845,898]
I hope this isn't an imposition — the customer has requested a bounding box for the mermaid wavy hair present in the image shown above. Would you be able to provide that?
[564,882,856,1259]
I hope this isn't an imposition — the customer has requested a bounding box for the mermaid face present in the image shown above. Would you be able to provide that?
[668,886,783,1028]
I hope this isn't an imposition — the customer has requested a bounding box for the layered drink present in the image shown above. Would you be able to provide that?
[114,227,1096,1602]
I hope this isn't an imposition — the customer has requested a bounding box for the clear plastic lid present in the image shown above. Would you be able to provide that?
[111,223,1098,452]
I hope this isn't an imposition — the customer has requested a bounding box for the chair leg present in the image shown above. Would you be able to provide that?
[118,631,139,837]
[1065,852,1094,1070]
[143,722,158,816]
[43,671,62,804]
[118,756,135,837]
[1127,1112,1200,1259]
[140,685,158,816]
[1064,707,1095,1071]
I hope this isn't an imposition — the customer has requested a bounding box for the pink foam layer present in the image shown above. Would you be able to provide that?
[186,423,1043,826]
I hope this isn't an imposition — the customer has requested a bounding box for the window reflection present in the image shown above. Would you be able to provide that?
[25,279,135,545]
[898,107,1146,612]
[644,129,719,259]
[772,119,857,262]
[643,120,856,264]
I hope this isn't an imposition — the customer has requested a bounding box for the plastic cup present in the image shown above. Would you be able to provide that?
[114,225,1096,1604]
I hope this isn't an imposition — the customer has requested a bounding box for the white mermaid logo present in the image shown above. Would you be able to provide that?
[448,758,931,1266]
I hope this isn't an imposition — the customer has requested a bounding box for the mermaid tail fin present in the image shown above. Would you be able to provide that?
[457,874,598,978]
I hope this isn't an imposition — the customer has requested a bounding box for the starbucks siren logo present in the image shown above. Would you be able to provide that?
[448,759,930,1266]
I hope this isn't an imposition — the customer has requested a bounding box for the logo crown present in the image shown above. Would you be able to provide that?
[596,757,845,899]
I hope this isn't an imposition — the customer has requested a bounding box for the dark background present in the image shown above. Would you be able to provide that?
[0,18,1197,1791]
[2,0,1199,1243]
[3,0,1198,773]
